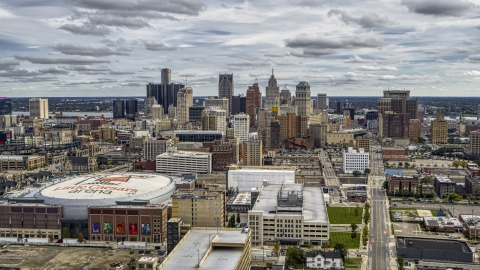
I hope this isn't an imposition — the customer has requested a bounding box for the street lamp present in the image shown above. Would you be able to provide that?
[197,249,200,268]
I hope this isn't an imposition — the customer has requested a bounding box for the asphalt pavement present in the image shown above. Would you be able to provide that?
[319,151,340,187]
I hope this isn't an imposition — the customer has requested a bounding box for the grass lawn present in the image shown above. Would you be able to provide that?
[344,257,362,269]
[327,206,363,224]
[430,209,442,217]
[329,232,360,249]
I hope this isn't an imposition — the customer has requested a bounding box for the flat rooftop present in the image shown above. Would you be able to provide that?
[435,174,453,183]
[160,228,248,270]
[424,217,463,227]
[396,237,472,253]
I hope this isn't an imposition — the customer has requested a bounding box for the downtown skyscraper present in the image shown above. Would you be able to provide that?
[218,73,234,116]
[146,68,185,115]
[265,69,280,110]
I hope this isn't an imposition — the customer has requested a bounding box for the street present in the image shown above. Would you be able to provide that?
[319,151,340,186]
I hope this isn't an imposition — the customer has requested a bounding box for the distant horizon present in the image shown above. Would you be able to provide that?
[5,95,480,99]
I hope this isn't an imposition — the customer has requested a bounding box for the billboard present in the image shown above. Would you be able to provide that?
[0,131,11,145]
[142,224,151,234]
[129,223,138,234]
[116,223,125,234]
[104,222,113,234]
[92,222,100,233]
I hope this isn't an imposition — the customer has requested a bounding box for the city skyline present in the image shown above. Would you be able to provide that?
[0,0,480,97]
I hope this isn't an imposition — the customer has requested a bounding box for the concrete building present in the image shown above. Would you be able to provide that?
[469,130,480,156]
[465,176,480,196]
[295,81,312,116]
[306,252,342,269]
[265,70,280,110]
[389,175,420,195]
[316,93,328,110]
[29,98,49,119]
[156,147,212,174]
[409,119,421,139]
[177,87,193,127]
[248,184,329,245]
[204,96,229,116]
[378,90,418,120]
[160,228,251,270]
[112,98,125,119]
[228,168,295,192]
[356,137,370,152]
[278,113,308,143]
[202,107,226,133]
[343,147,369,173]
[150,104,164,119]
[434,174,456,198]
[257,127,270,150]
[431,114,448,144]
[379,112,409,139]
[171,189,225,227]
[241,140,263,166]
[233,113,250,142]
[218,74,234,116]
[309,124,328,148]
[280,85,291,103]
[396,237,473,263]
[143,138,173,161]
[458,214,480,238]
[326,132,354,147]
[246,83,262,127]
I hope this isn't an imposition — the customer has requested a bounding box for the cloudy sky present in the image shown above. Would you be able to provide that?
[0,0,480,97]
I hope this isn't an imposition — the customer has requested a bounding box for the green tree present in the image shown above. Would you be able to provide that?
[364,168,371,175]
[448,193,462,202]
[404,162,410,169]
[236,213,240,224]
[354,204,360,216]
[398,162,403,167]
[77,232,85,243]
[363,210,370,224]
[227,215,236,228]
[273,242,280,256]
[353,170,361,177]
[350,223,358,233]
[286,246,304,266]
[351,231,357,242]
[63,227,70,239]
[333,242,348,262]
[362,226,369,246]
[397,256,405,270]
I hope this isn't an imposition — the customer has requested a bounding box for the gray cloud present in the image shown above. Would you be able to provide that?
[0,59,20,70]
[292,0,322,7]
[401,0,477,17]
[69,0,205,16]
[466,54,480,63]
[53,43,130,57]
[16,77,58,83]
[88,16,150,29]
[344,55,371,63]
[15,55,110,65]
[285,34,384,50]
[455,48,475,54]
[328,9,394,28]
[355,66,398,71]
[289,49,336,58]
[69,65,111,74]
[142,40,177,51]
[0,69,41,77]
[109,71,135,75]
[59,23,111,36]
[38,66,69,75]
[66,79,116,85]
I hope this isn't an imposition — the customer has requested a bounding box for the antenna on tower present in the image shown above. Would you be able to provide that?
[272,69,274,76]
[255,77,258,84]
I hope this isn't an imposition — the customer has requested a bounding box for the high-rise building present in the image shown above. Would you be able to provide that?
[125,98,138,115]
[112,98,125,119]
[231,95,246,115]
[144,96,157,117]
[171,189,225,227]
[204,96,229,115]
[343,110,352,129]
[146,68,185,114]
[409,119,421,139]
[257,127,270,151]
[431,114,448,144]
[336,101,343,114]
[188,106,204,123]
[280,85,291,104]
[378,90,418,120]
[379,112,409,139]
[233,113,250,142]
[469,130,480,156]
[218,73,234,116]
[177,87,193,127]
[343,147,369,173]
[143,138,173,161]
[317,94,328,110]
[29,98,49,119]
[277,112,308,143]
[270,121,281,150]
[309,124,328,148]
[0,97,12,115]
[265,70,280,110]
[246,83,262,127]
[150,104,164,119]
[242,140,263,166]
[202,107,226,133]
[295,81,312,116]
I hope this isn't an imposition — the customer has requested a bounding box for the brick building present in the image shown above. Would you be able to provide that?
[434,175,456,198]
[382,147,408,161]
[389,175,420,195]
[465,176,480,196]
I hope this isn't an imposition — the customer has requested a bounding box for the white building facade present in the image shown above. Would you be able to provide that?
[343,147,369,173]
[156,147,212,174]
[233,113,250,142]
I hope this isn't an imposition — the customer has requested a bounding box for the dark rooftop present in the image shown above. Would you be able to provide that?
[396,237,472,253]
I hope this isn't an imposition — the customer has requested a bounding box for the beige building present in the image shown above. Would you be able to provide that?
[177,87,193,127]
[470,130,480,156]
[295,81,313,116]
[308,124,328,148]
[202,107,226,133]
[143,138,173,161]
[242,140,263,166]
[356,137,370,152]
[409,119,421,139]
[257,127,270,151]
[150,104,164,120]
[171,189,226,227]
[326,132,354,147]
[155,119,172,133]
[233,113,250,142]
[0,155,46,170]
[278,113,308,142]
[431,114,448,144]
[29,98,49,119]
[204,96,229,116]
[99,127,116,141]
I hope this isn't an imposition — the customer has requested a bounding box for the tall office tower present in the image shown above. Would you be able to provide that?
[418,105,425,123]
[112,98,125,119]
[431,114,448,144]
[270,121,281,149]
[202,107,226,133]
[309,123,328,148]
[125,98,138,115]
[0,97,12,115]
[343,110,351,130]
[218,73,234,116]
[280,85,291,104]
[257,108,274,129]
[409,119,421,139]
[470,130,480,156]
[144,96,157,117]
[204,96,229,115]
[146,68,185,114]
[378,112,409,139]
[233,113,250,142]
[29,98,49,119]
[188,106,204,123]
[246,83,262,127]
[343,108,354,121]
[295,81,312,116]
[257,127,271,150]
[265,70,280,110]
[378,90,418,120]
[317,93,328,110]
[242,140,263,166]
[143,138,173,161]
[277,112,308,143]
[177,87,193,127]
[151,104,164,120]
[231,95,246,115]
[336,101,343,114]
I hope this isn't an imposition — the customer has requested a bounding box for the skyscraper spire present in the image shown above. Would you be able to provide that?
[272,68,274,76]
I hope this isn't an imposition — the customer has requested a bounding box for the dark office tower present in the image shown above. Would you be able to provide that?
[336,101,343,114]
[113,98,125,119]
[366,110,378,121]
[280,85,291,103]
[219,74,234,116]
[378,90,418,120]
[343,108,354,120]
[0,97,12,115]
[161,68,171,85]
[189,106,204,122]
[231,95,247,115]
[126,98,138,115]
[246,83,262,127]
[379,112,409,139]
[146,69,184,114]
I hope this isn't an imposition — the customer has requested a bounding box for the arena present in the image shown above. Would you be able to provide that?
[34,173,175,219]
